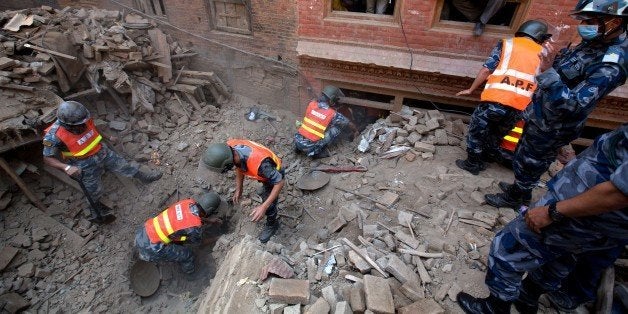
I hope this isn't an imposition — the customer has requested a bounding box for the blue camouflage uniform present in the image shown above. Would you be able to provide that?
[486,124,628,302]
[466,40,523,159]
[43,121,139,203]
[512,34,627,195]
[134,203,204,273]
[294,99,351,157]
[232,144,284,222]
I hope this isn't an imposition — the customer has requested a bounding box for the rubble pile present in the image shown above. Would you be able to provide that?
[358,106,466,161]
[206,169,520,313]
[0,6,231,152]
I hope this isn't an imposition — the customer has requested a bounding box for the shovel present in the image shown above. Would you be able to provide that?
[70,172,116,224]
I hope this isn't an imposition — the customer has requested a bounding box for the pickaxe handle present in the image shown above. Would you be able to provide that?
[70,173,104,221]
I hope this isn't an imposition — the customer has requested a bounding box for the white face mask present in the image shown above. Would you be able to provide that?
[577,24,600,40]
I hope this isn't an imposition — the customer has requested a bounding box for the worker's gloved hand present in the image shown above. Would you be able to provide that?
[66,165,81,177]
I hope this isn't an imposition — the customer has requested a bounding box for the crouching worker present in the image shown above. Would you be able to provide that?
[294,85,358,158]
[43,101,162,223]
[135,192,222,274]
[202,139,284,243]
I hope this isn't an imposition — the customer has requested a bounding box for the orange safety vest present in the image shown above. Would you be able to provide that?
[226,139,281,182]
[144,199,202,244]
[500,120,525,152]
[481,37,542,111]
[298,101,336,142]
[45,119,102,158]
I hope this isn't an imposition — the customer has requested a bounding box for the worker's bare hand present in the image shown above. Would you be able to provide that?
[232,189,242,204]
[456,89,473,96]
[66,166,81,177]
[556,147,576,165]
[538,42,558,72]
[524,206,553,233]
[249,205,267,222]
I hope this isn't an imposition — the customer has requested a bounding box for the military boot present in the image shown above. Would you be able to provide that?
[258,219,280,243]
[88,202,116,224]
[457,292,511,314]
[485,184,531,209]
[513,277,545,314]
[455,153,486,175]
[546,290,581,312]
[498,181,532,205]
[134,168,163,184]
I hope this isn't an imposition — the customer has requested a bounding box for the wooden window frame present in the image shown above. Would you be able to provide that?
[432,0,531,36]
[133,0,167,19]
[323,0,402,27]
[207,0,253,35]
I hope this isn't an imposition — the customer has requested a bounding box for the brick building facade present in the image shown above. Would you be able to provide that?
[2,0,625,132]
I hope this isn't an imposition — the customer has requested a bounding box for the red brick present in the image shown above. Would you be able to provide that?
[269,278,310,305]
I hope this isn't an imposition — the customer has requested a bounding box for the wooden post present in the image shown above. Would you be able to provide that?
[0,157,47,212]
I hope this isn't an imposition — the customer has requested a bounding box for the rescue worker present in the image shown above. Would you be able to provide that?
[294,85,358,158]
[135,192,222,274]
[457,123,628,314]
[455,20,550,175]
[202,139,284,243]
[486,0,627,208]
[43,101,162,223]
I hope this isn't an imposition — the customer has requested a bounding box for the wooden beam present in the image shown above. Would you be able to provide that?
[23,43,77,60]
[339,96,393,111]
[0,157,47,212]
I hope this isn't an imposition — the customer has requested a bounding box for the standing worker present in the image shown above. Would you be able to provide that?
[135,192,222,274]
[43,101,162,223]
[294,85,358,158]
[456,123,628,314]
[486,0,627,208]
[202,139,284,243]
[456,20,551,175]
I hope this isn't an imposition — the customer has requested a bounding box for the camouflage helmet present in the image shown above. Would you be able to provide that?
[515,20,550,43]
[196,191,221,215]
[571,0,628,19]
[202,143,234,173]
[321,85,345,104]
[57,101,90,126]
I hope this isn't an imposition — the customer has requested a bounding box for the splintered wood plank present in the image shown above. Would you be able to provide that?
[147,28,172,82]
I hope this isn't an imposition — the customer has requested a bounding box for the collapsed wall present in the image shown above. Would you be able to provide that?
[197,235,274,313]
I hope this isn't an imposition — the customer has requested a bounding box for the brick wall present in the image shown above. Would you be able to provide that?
[298,0,580,58]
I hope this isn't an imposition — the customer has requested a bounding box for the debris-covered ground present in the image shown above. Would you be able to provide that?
[1,5,624,314]
[1,89,582,313]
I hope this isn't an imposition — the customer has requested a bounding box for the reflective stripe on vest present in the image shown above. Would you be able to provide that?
[298,101,336,142]
[481,37,542,111]
[144,199,202,244]
[46,119,103,158]
[500,120,525,152]
[226,139,282,182]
